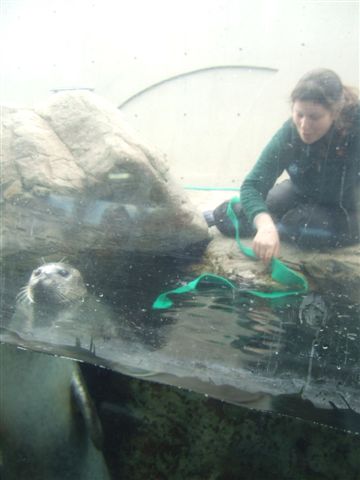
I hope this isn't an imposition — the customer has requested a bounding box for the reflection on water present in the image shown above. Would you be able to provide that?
[1,254,360,433]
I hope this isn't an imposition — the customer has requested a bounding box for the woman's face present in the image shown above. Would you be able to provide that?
[292,100,335,144]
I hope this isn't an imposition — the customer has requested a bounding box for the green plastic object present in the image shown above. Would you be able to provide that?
[152,196,308,309]
[184,185,240,192]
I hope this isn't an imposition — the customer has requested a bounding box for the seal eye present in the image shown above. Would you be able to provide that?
[58,269,70,278]
[33,268,42,277]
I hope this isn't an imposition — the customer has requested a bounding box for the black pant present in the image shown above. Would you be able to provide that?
[213,180,359,249]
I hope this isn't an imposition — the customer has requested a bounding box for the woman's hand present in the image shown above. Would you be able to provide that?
[252,212,280,264]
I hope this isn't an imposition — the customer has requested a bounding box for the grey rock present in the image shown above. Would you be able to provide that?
[1,91,209,258]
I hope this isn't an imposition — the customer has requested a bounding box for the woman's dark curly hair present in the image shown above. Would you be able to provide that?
[291,68,359,134]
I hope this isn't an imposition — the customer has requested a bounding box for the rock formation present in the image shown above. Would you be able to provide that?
[1,91,209,258]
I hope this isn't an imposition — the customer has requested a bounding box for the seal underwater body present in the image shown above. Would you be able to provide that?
[0,262,114,479]
[0,345,112,480]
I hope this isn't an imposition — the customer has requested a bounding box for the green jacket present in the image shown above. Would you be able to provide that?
[240,105,360,224]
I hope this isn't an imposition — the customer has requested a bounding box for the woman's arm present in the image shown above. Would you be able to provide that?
[240,122,290,263]
[253,212,280,264]
[240,124,289,221]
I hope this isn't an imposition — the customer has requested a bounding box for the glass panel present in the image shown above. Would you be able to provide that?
[1,2,359,477]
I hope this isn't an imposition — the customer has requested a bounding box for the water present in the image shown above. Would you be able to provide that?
[2,252,360,433]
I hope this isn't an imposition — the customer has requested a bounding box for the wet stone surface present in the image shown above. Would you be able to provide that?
[83,364,360,480]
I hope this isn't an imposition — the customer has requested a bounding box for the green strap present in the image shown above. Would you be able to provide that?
[226,197,308,295]
[152,273,237,309]
[152,196,308,309]
[184,185,240,192]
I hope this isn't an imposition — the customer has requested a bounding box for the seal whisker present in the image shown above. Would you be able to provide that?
[15,287,27,301]
[16,286,33,304]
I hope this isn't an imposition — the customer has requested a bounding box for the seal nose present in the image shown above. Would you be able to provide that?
[33,269,49,280]
[33,268,42,277]
[31,268,54,288]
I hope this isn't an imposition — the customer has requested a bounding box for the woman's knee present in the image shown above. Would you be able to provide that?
[211,199,255,237]
[266,179,303,218]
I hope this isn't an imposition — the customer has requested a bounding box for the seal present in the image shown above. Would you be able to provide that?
[0,262,113,479]
[22,261,87,306]
[0,344,112,480]
[11,261,118,342]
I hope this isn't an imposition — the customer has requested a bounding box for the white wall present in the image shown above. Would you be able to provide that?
[1,0,359,187]
[2,0,358,105]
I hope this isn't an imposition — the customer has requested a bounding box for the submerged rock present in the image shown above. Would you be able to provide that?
[191,228,360,303]
[87,364,360,480]
[301,245,360,303]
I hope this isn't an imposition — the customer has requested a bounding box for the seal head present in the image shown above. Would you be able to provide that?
[26,262,87,305]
